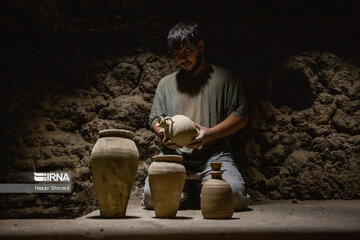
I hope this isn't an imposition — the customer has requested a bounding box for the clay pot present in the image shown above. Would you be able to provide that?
[156,115,199,147]
[148,155,186,218]
[201,162,234,219]
[90,129,139,218]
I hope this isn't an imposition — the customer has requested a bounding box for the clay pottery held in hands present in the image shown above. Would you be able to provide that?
[201,162,234,219]
[156,115,199,147]
[148,155,186,218]
[90,129,139,218]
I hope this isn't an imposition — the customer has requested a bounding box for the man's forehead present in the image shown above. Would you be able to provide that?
[173,43,196,52]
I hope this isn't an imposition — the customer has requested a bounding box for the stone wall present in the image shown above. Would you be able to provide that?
[0,51,178,218]
[241,52,360,200]
[1,50,359,218]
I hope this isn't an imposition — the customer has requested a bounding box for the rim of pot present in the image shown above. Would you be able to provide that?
[99,129,135,139]
[152,154,183,163]
[210,162,222,171]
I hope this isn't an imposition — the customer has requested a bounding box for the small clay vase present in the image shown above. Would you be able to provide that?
[156,115,199,147]
[148,155,186,218]
[90,129,139,218]
[201,162,234,219]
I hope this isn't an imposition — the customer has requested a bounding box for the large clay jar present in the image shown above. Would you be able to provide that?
[148,155,186,218]
[201,162,234,219]
[90,129,139,218]
[156,115,199,147]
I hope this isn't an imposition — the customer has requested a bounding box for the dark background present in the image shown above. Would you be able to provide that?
[1,0,359,98]
[1,0,360,179]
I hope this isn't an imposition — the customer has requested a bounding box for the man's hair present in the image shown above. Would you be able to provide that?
[167,22,201,51]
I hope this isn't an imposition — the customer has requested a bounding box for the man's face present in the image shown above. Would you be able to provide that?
[172,40,204,72]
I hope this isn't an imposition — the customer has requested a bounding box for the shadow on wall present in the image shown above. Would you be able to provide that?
[270,69,315,111]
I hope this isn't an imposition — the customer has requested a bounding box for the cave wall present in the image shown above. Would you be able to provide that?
[242,52,360,200]
[0,51,178,218]
[0,0,359,218]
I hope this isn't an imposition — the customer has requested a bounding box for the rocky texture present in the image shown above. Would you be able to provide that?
[1,51,359,219]
[240,52,360,200]
[0,51,178,218]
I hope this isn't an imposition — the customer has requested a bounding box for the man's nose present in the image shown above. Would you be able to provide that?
[178,55,188,63]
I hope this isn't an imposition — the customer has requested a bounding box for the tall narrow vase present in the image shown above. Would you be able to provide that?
[148,155,186,218]
[201,162,234,219]
[90,129,139,218]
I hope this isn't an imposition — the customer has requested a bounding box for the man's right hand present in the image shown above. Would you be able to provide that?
[162,138,181,149]
[158,129,181,149]
[153,122,181,149]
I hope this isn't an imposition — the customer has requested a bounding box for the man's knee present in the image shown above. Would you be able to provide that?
[220,162,250,210]
[141,176,154,209]
[230,182,250,211]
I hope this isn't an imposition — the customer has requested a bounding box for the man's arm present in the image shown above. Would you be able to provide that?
[149,79,180,149]
[186,114,247,149]
[187,71,248,149]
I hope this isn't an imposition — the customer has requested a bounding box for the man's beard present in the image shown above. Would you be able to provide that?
[176,57,213,96]
[178,52,203,78]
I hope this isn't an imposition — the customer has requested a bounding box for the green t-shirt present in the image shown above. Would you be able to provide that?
[149,64,247,167]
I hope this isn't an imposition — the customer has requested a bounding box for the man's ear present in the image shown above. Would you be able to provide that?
[198,40,204,53]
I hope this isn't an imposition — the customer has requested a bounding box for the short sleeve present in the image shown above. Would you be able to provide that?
[149,83,166,129]
[226,72,248,119]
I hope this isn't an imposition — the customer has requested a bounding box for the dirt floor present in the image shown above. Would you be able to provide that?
[1,199,359,240]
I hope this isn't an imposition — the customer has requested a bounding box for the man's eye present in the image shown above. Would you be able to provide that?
[173,48,194,57]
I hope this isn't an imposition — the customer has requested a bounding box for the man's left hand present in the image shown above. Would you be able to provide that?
[186,124,214,149]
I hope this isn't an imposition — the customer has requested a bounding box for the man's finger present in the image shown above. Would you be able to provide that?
[163,139,179,146]
[190,137,202,142]
[186,142,201,148]
[187,145,200,149]
[164,141,181,149]
[158,129,165,135]
[165,142,177,146]
[195,136,202,140]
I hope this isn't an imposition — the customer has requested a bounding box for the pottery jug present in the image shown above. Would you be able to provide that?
[156,115,199,147]
[201,162,234,219]
[90,129,139,218]
[148,155,186,218]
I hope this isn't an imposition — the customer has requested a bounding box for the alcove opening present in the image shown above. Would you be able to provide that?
[270,69,315,111]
